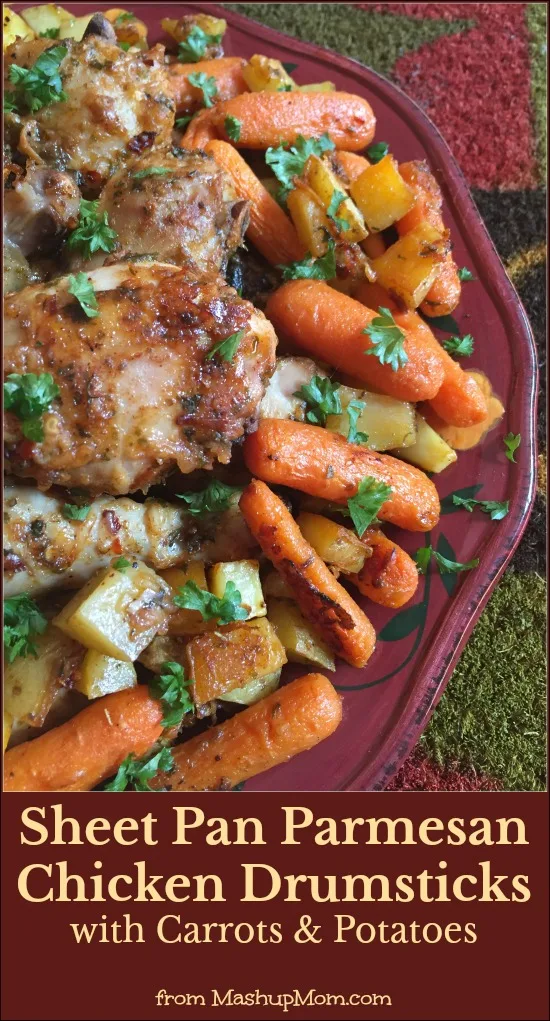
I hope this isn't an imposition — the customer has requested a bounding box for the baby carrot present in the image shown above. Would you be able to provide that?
[331,150,370,182]
[180,108,218,149]
[168,56,248,113]
[346,528,419,609]
[211,91,376,150]
[150,673,342,792]
[243,421,440,532]
[3,686,163,793]
[265,280,445,402]
[240,480,376,667]
[205,140,305,265]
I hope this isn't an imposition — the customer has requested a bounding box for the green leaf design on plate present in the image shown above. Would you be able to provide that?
[282,61,298,73]
[436,533,460,596]
[440,484,483,514]
[422,312,460,334]
[379,601,426,641]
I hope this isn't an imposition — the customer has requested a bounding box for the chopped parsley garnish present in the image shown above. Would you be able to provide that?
[367,141,389,164]
[67,199,118,260]
[176,480,241,516]
[116,11,135,23]
[175,114,194,130]
[346,400,369,445]
[327,188,349,231]
[451,495,509,520]
[504,432,521,463]
[277,83,294,92]
[4,594,47,663]
[265,133,334,200]
[62,503,91,521]
[364,307,408,372]
[39,28,60,39]
[119,42,132,52]
[414,546,479,575]
[3,92,18,113]
[224,114,241,141]
[113,556,131,572]
[8,45,67,113]
[104,746,174,792]
[174,580,248,625]
[132,166,171,180]
[4,372,60,441]
[187,71,218,108]
[150,661,194,728]
[67,273,99,319]
[347,477,392,538]
[278,238,336,281]
[178,25,222,62]
[441,333,474,357]
[206,329,245,363]
[457,267,475,281]
[294,375,341,426]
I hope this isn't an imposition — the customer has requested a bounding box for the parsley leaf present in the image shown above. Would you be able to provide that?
[62,503,91,521]
[175,114,194,130]
[3,92,17,113]
[132,167,170,180]
[414,546,479,575]
[364,307,408,372]
[346,400,369,445]
[294,375,341,426]
[347,477,392,537]
[150,661,194,728]
[206,328,245,363]
[367,141,389,164]
[104,746,174,792]
[187,71,218,108]
[119,42,132,52]
[8,45,67,113]
[39,28,60,39]
[113,556,131,572]
[4,372,60,441]
[67,272,99,318]
[278,238,336,281]
[116,11,135,23]
[278,83,294,92]
[174,580,248,625]
[442,333,474,357]
[457,266,475,281]
[176,480,241,516]
[265,133,334,199]
[178,25,222,62]
[504,432,521,463]
[67,199,118,260]
[4,594,47,663]
[451,495,509,520]
[224,114,241,142]
[327,188,349,231]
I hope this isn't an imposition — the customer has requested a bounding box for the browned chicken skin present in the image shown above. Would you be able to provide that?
[70,150,249,276]
[4,163,80,258]
[4,262,277,496]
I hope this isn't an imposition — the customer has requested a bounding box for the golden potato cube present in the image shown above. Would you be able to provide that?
[243,54,296,93]
[161,14,226,44]
[304,155,367,244]
[20,5,91,41]
[4,711,13,751]
[4,6,35,47]
[186,618,287,704]
[4,624,83,727]
[298,82,335,93]
[208,560,266,620]
[262,570,294,600]
[220,669,281,705]
[326,385,417,451]
[297,513,367,574]
[53,562,170,662]
[160,563,211,636]
[75,650,137,699]
[105,9,148,48]
[350,155,414,232]
[286,185,332,257]
[370,222,448,309]
[267,599,335,672]
[393,413,457,473]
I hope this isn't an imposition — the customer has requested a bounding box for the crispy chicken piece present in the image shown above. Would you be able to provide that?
[4,37,174,187]
[4,262,277,496]
[4,163,80,259]
[69,150,249,276]
[3,485,258,600]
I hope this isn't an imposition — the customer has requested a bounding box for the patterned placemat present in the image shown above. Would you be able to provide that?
[225,2,547,790]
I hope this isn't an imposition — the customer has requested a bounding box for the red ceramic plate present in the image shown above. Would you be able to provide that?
[17,3,537,790]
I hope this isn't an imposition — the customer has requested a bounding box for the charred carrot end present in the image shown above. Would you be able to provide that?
[168,56,248,113]
[151,673,342,792]
[3,686,163,793]
[243,420,440,533]
[181,108,218,149]
[240,480,376,667]
[347,529,419,609]
[265,280,445,403]
[211,91,376,150]
[205,140,305,265]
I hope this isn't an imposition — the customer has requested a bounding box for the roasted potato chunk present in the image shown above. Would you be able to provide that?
[350,155,414,232]
[208,560,266,620]
[220,669,281,705]
[393,413,457,473]
[370,222,449,309]
[243,54,295,93]
[75,650,137,699]
[4,624,83,727]
[186,618,287,703]
[326,385,417,451]
[267,599,335,672]
[296,513,367,574]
